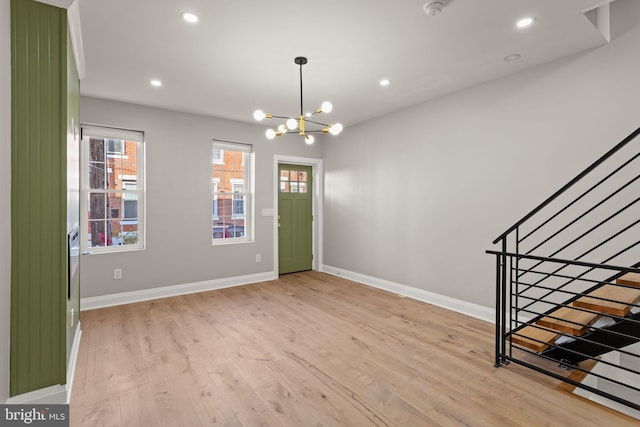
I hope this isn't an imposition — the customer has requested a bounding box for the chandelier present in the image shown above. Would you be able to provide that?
[253,57,343,145]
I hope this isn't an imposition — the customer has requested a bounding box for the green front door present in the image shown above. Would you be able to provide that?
[278,164,313,274]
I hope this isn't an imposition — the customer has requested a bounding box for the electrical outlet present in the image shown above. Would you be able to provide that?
[255,254,262,263]
[114,268,122,280]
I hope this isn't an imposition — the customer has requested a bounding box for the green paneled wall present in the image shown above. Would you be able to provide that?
[10,0,68,396]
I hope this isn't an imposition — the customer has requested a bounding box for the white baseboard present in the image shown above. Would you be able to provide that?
[81,271,278,311]
[66,322,82,403]
[80,265,492,323]
[320,265,494,323]
[5,322,83,405]
[5,385,67,405]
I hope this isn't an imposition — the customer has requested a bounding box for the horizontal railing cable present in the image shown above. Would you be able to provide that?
[514,284,640,321]
[510,342,640,395]
[513,302,640,343]
[511,345,640,394]
[510,331,640,379]
[517,239,640,313]
[515,285,640,313]
[486,251,640,274]
[511,321,640,362]
[515,270,610,287]
[515,296,640,328]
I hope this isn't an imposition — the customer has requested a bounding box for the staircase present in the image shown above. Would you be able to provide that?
[488,126,640,415]
[512,273,640,358]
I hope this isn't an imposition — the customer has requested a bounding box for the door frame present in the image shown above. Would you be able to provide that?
[273,155,323,275]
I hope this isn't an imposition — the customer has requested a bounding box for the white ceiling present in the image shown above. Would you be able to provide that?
[77,0,611,127]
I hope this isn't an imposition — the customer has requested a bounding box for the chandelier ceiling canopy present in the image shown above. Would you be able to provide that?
[253,57,343,145]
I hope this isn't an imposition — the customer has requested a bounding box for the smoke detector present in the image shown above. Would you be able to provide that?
[424,1,446,16]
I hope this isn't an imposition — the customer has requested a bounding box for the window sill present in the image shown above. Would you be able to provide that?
[211,238,252,246]
[82,245,145,255]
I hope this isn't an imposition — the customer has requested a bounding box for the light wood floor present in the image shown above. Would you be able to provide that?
[70,271,639,426]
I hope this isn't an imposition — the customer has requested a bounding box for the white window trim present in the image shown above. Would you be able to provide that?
[212,142,253,245]
[80,124,146,254]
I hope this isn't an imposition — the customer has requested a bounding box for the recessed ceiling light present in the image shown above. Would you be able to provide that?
[516,17,535,28]
[181,11,199,23]
[150,79,162,87]
[503,54,522,62]
[380,79,391,87]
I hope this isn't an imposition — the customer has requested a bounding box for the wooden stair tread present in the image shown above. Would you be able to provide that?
[511,325,560,352]
[616,272,640,288]
[535,304,600,335]
[510,272,640,354]
[573,284,640,317]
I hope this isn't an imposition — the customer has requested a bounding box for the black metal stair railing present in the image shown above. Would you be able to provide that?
[487,250,640,410]
[487,125,640,413]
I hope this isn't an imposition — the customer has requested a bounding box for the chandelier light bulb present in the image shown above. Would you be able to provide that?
[286,118,298,130]
[253,110,266,121]
[255,57,341,144]
[329,123,343,136]
[265,129,277,140]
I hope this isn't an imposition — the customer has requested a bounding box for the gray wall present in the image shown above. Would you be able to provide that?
[1,0,11,403]
[80,96,323,298]
[322,9,640,308]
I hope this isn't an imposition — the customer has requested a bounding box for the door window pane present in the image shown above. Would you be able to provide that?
[280,169,308,193]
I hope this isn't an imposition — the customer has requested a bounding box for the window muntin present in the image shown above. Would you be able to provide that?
[212,142,252,243]
[81,125,145,252]
[280,169,308,193]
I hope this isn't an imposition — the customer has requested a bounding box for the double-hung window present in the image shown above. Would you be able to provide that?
[212,142,253,243]
[80,124,145,253]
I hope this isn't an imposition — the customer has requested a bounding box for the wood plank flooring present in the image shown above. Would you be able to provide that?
[70,271,639,426]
